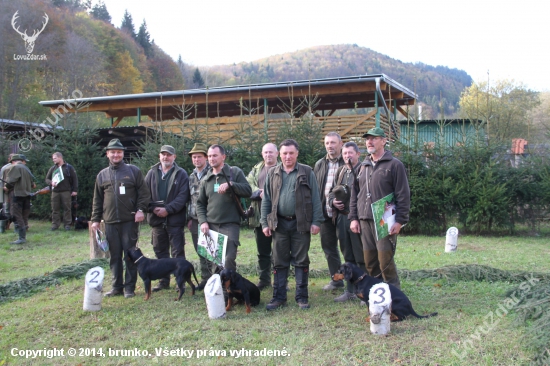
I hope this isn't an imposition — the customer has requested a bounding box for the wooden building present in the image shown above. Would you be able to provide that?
[39,74,416,144]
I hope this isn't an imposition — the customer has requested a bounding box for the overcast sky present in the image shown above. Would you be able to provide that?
[101,0,549,91]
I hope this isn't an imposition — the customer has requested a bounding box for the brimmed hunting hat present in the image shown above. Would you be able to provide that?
[160,145,176,155]
[188,143,208,156]
[11,154,29,162]
[362,127,387,138]
[105,138,126,150]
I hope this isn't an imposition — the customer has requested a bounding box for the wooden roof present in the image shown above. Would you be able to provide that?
[39,74,416,124]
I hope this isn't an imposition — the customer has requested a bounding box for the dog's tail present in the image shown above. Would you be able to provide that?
[191,263,199,287]
[411,309,438,319]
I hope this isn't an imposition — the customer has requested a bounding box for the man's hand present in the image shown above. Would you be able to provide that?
[263,227,272,237]
[71,191,77,196]
[350,220,361,234]
[310,225,320,235]
[91,222,100,231]
[332,199,345,211]
[187,220,192,230]
[200,222,210,234]
[389,222,402,235]
[259,189,264,199]
[52,182,57,188]
[217,182,230,194]
[135,210,145,222]
[153,207,168,218]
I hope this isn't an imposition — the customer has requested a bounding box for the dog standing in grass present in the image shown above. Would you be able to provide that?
[126,247,198,301]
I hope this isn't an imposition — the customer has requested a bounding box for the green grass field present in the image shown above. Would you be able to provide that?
[1,220,549,365]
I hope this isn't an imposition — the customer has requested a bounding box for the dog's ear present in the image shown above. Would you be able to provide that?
[230,271,238,283]
[344,264,352,281]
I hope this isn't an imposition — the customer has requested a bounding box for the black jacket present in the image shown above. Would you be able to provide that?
[144,162,190,227]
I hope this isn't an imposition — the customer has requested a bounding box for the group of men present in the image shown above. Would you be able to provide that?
[4,126,410,310]
[2,152,78,244]
[91,126,410,310]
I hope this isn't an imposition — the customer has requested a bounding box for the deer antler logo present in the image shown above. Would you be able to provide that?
[11,11,49,54]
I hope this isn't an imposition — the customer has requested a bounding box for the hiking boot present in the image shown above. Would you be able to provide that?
[266,298,287,310]
[297,301,310,310]
[334,291,357,302]
[64,226,71,231]
[322,280,344,291]
[152,283,170,292]
[124,291,135,298]
[11,228,26,244]
[50,226,58,231]
[256,282,271,291]
[104,289,123,297]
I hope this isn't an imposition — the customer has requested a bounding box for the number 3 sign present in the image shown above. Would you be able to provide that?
[368,283,392,335]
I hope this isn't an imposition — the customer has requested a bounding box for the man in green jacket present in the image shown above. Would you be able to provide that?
[246,142,278,290]
[196,144,252,271]
[5,154,35,244]
[261,139,324,310]
[91,139,150,298]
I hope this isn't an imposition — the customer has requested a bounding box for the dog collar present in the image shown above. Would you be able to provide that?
[134,256,144,264]
[351,273,367,284]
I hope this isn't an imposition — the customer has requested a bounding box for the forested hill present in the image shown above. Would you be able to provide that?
[192,44,473,116]
[0,0,183,122]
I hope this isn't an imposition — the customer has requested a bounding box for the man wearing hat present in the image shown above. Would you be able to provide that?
[91,139,150,298]
[349,127,410,289]
[328,141,366,301]
[4,154,36,244]
[186,142,212,290]
[1,154,17,227]
[144,145,189,292]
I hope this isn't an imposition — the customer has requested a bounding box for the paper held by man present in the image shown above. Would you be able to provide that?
[198,229,228,268]
[371,192,396,241]
[51,166,64,186]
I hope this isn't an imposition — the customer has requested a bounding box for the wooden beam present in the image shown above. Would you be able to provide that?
[112,116,123,127]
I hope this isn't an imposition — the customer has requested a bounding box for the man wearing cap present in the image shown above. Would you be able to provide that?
[91,139,150,298]
[196,144,252,271]
[144,145,189,292]
[4,154,36,244]
[45,152,78,231]
[328,141,366,301]
[187,142,213,290]
[349,127,410,289]
[246,142,278,290]
[314,131,345,291]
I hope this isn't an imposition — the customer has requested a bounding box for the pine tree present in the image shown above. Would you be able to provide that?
[90,0,111,23]
[192,68,204,88]
[120,9,136,38]
[136,20,152,57]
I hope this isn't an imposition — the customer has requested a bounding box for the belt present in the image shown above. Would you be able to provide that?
[278,215,296,221]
